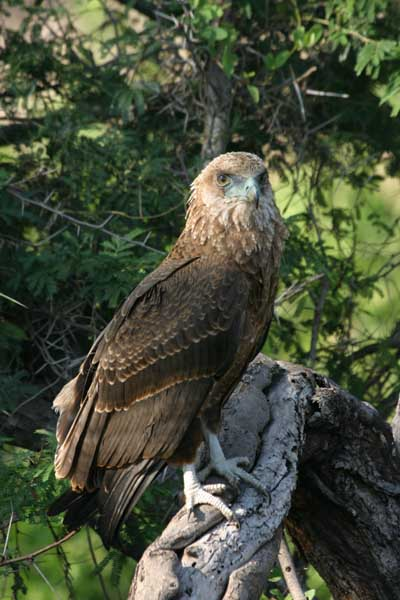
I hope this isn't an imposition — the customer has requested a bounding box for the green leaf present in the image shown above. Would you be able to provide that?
[264,52,275,70]
[293,26,306,49]
[264,50,290,71]
[276,50,291,68]
[214,27,228,41]
[304,24,323,47]
[244,3,252,18]
[247,84,260,104]
[222,44,237,77]
[355,44,376,76]
[198,3,223,22]
[39,463,54,482]
[133,88,145,116]
[0,168,10,186]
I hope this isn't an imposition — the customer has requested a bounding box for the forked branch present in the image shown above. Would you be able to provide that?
[128,355,400,600]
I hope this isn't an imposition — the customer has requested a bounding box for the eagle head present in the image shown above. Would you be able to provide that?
[185,152,282,250]
[190,152,271,212]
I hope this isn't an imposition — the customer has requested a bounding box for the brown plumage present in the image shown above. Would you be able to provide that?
[48,152,286,546]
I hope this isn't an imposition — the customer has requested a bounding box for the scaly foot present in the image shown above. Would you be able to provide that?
[183,463,237,522]
[201,432,270,501]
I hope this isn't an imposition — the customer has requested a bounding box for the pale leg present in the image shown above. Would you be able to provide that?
[182,462,235,521]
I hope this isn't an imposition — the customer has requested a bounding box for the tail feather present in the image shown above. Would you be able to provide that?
[48,458,164,548]
[98,459,164,547]
[48,488,99,530]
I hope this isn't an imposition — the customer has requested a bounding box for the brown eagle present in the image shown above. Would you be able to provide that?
[48,152,286,546]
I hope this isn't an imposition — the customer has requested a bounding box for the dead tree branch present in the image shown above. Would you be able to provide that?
[278,536,306,600]
[127,355,400,600]
[201,61,232,162]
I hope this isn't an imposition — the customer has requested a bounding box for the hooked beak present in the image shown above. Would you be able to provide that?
[244,177,260,208]
[224,176,261,207]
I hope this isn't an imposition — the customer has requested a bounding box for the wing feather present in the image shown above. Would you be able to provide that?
[54,256,250,489]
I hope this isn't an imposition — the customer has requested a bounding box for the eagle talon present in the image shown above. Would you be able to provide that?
[203,483,227,495]
[199,456,250,484]
[203,432,270,500]
[183,464,235,522]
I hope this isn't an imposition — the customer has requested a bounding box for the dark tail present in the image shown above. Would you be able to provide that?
[48,458,164,548]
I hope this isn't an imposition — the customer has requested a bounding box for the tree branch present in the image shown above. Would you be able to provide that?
[201,61,232,162]
[308,275,330,367]
[278,536,306,600]
[0,530,78,568]
[129,356,303,599]
[127,355,400,600]
[391,393,400,456]
[8,188,165,255]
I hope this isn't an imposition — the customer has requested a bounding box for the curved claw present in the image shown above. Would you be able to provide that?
[183,464,237,524]
[202,433,270,501]
[232,467,271,504]
[199,456,250,483]
[203,483,227,494]
[186,486,235,522]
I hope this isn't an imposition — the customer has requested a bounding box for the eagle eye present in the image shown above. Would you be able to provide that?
[216,173,231,187]
[259,171,268,186]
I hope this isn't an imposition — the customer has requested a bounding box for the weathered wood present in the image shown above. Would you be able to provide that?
[127,355,400,600]
[201,61,232,162]
[277,536,306,600]
[129,356,310,599]
[391,394,400,455]
[286,374,400,600]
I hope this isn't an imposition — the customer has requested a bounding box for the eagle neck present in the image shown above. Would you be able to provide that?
[173,190,283,271]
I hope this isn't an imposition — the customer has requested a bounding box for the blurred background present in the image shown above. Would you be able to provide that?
[0,1,399,598]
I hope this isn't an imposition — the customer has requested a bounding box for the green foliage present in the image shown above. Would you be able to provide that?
[0,432,65,525]
[1,0,400,597]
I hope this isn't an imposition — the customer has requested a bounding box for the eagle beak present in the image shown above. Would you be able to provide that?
[245,178,260,208]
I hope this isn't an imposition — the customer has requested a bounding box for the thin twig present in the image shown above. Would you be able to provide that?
[269,66,317,94]
[86,529,111,600]
[306,16,376,44]
[2,168,57,189]
[7,378,60,422]
[290,66,306,122]
[348,321,400,362]
[0,529,78,568]
[275,273,324,308]
[309,276,330,367]
[47,520,76,599]
[9,188,111,229]
[295,65,318,83]
[8,188,165,255]
[2,507,15,558]
[0,292,27,309]
[306,89,349,99]
[31,561,61,599]
[278,534,306,600]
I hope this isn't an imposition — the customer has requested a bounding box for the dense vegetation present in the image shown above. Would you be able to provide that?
[0,0,399,598]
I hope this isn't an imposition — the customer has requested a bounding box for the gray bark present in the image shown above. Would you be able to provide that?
[391,394,400,455]
[286,378,400,599]
[128,355,400,600]
[201,61,232,162]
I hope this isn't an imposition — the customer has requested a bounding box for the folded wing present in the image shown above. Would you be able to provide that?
[54,256,250,490]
